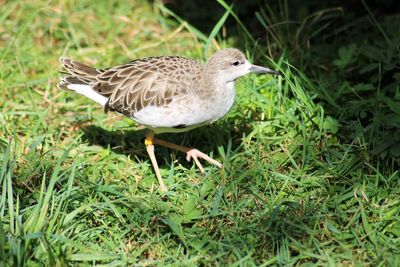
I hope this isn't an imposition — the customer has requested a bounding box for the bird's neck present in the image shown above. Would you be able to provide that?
[200,68,229,96]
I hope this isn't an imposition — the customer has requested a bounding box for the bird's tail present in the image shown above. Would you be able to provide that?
[57,57,101,89]
[57,58,108,106]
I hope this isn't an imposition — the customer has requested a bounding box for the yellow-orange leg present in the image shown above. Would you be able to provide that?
[145,131,167,192]
[152,138,223,173]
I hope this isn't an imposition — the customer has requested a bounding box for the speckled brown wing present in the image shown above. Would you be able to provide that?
[89,56,202,116]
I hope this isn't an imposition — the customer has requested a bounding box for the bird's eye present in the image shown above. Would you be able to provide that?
[232,61,240,66]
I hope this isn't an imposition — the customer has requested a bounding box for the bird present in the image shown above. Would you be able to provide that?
[58,48,281,191]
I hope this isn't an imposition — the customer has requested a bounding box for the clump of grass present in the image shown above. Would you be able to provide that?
[1,0,399,266]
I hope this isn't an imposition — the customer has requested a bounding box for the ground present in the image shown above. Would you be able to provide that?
[1,0,399,266]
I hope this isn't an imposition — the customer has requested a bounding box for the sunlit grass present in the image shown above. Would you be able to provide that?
[1,0,399,266]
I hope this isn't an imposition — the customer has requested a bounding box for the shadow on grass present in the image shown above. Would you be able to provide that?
[80,119,253,167]
[81,125,148,156]
[164,0,263,42]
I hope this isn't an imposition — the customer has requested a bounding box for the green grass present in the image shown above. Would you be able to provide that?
[1,0,399,265]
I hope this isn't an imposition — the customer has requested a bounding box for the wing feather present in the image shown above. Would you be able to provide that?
[89,56,202,116]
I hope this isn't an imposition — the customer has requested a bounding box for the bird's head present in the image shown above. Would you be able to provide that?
[205,48,281,83]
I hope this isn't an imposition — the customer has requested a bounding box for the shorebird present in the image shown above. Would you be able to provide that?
[58,48,281,191]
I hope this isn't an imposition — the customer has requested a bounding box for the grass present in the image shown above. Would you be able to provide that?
[1,0,400,265]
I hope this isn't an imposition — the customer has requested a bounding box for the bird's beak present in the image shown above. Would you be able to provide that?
[249,64,282,76]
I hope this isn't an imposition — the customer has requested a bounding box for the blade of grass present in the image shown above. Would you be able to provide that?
[203,5,231,55]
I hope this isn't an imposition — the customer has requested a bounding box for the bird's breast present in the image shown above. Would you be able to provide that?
[203,81,236,122]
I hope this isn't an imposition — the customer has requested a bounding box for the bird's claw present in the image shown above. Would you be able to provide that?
[186,148,223,173]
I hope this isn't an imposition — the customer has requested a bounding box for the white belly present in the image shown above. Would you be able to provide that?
[132,82,236,133]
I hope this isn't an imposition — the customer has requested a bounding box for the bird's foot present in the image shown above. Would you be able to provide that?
[185,148,223,174]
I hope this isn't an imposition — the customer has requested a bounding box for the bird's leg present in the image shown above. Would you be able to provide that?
[145,131,167,192]
[152,138,223,173]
